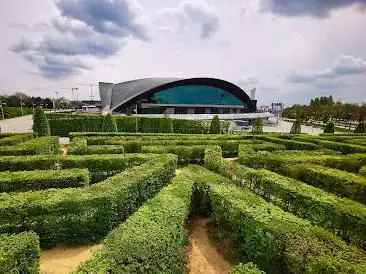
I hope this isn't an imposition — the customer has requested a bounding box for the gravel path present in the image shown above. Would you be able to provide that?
[0,115,33,133]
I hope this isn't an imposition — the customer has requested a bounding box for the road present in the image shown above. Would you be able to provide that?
[0,115,33,133]
[263,119,323,135]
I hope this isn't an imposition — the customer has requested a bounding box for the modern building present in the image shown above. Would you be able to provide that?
[99,77,257,116]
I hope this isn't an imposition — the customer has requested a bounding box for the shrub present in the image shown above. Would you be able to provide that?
[255,136,319,150]
[69,145,125,155]
[32,107,50,136]
[158,116,174,133]
[75,168,193,273]
[324,121,335,134]
[101,114,118,132]
[188,166,366,273]
[230,262,265,274]
[290,118,301,134]
[0,232,40,273]
[0,154,177,248]
[0,134,34,146]
[251,118,263,134]
[209,115,221,134]
[0,136,60,156]
[360,166,366,176]
[355,121,365,133]
[0,168,89,193]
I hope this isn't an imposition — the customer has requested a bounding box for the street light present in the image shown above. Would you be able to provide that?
[32,103,36,114]
[20,98,25,116]
[0,101,6,120]
[133,104,138,133]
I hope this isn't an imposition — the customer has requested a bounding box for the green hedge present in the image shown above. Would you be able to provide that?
[0,154,177,248]
[230,263,265,274]
[68,138,125,155]
[0,168,89,193]
[0,134,34,146]
[254,136,320,150]
[0,232,40,273]
[277,163,366,204]
[360,166,366,176]
[188,166,366,273]
[205,151,366,249]
[141,145,222,164]
[293,136,366,154]
[46,114,207,136]
[0,136,60,156]
[75,167,193,273]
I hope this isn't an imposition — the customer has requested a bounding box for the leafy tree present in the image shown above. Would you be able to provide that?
[252,118,263,134]
[354,121,365,133]
[290,118,301,134]
[32,107,50,136]
[324,121,335,134]
[101,114,118,132]
[209,115,221,134]
[159,116,173,133]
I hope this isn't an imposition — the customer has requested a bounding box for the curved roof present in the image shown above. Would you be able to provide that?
[100,77,256,112]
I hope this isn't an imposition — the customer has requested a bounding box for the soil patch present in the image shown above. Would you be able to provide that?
[40,244,101,274]
[188,217,232,274]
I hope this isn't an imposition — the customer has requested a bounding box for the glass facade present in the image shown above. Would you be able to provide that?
[151,85,245,106]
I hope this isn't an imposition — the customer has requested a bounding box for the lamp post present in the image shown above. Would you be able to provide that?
[0,101,5,120]
[133,104,138,133]
[32,103,36,114]
[20,98,24,116]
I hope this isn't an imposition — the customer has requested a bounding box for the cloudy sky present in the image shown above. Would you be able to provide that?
[1,0,366,106]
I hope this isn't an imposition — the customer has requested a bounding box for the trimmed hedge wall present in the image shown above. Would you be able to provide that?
[204,150,366,249]
[360,166,366,176]
[188,165,366,273]
[0,154,177,248]
[0,136,60,156]
[0,134,34,146]
[75,167,193,273]
[0,168,89,193]
[0,232,40,273]
[277,163,366,204]
[47,114,208,136]
[68,138,125,155]
[254,136,320,150]
[141,145,222,164]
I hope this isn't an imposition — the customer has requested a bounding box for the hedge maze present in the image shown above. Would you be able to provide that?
[1,130,366,273]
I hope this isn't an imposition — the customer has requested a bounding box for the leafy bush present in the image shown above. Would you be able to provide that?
[324,121,335,133]
[32,107,50,136]
[75,168,193,273]
[158,116,174,133]
[230,262,265,274]
[209,115,221,134]
[188,166,366,273]
[290,118,302,134]
[360,166,366,176]
[69,145,125,155]
[101,114,118,132]
[278,163,366,204]
[0,134,34,146]
[0,136,60,156]
[251,118,263,134]
[0,232,40,273]
[0,155,177,248]
[0,168,88,193]
[255,136,319,150]
[354,121,365,133]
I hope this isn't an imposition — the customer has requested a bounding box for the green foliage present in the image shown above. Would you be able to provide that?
[209,115,221,134]
[0,154,177,248]
[187,166,366,273]
[221,120,230,134]
[158,116,174,133]
[354,121,365,133]
[290,118,302,134]
[32,107,50,136]
[0,134,34,146]
[360,166,366,176]
[0,136,60,156]
[0,232,40,273]
[101,114,118,132]
[324,121,335,133]
[255,135,319,150]
[75,168,193,273]
[68,138,125,155]
[230,263,265,274]
[251,118,263,134]
[0,168,88,193]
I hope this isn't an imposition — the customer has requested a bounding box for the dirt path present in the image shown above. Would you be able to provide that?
[40,245,101,274]
[188,217,232,274]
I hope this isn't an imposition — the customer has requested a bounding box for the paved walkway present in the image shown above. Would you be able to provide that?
[0,115,33,133]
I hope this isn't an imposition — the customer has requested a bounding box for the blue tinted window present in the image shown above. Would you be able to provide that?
[152,85,245,106]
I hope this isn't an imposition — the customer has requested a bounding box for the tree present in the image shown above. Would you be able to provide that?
[290,118,301,134]
[159,116,173,133]
[323,121,335,134]
[252,118,263,134]
[354,121,365,133]
[32,107,50,136]
[101,114,118,132]
[209,115,221,134]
